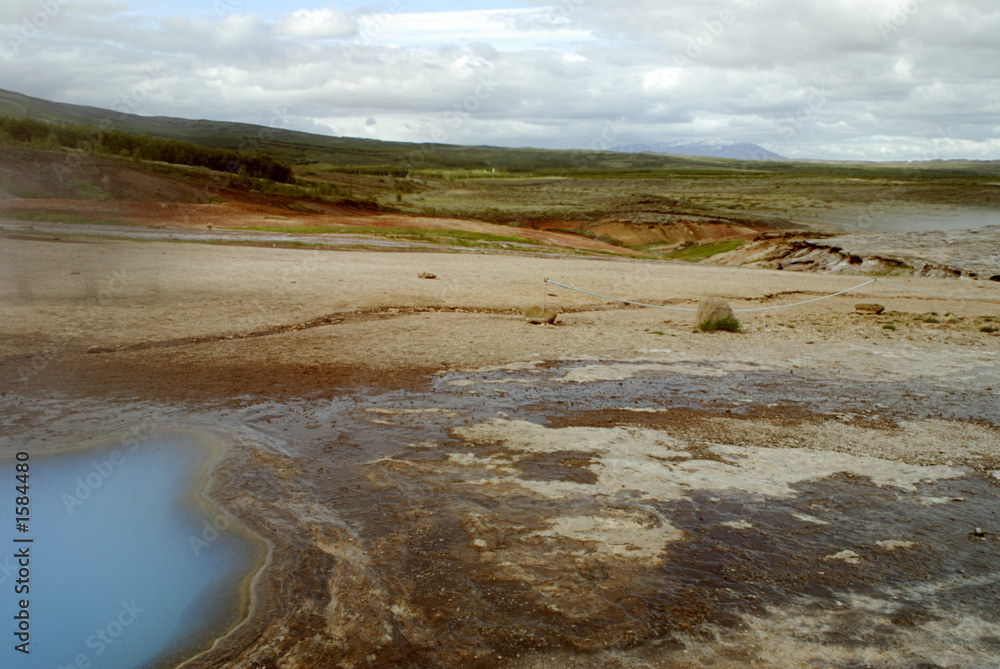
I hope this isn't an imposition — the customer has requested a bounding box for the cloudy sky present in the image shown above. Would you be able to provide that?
[2,0,999,160]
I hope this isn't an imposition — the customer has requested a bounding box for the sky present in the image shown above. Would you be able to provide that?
[1,0,999,161]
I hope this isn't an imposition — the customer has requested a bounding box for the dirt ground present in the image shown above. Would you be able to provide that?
[2,231,1000,668]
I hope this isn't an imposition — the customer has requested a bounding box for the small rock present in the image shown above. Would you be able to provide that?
[825,549,862,565]
[418,272,437,280]
[989,275,1000,282]
[696,299,734,327]
[524,306,558,325]
[973,528,986,538]
[855,303,886,314]
[87,346,101,354]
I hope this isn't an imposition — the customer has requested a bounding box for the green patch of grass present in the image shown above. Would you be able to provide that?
[419,168,519,180]
[867,259,915,276]
[68,179,112,201]
[882,324,896,331]
[301,164,409,178]
[415,229,535,244]
[0,176,47,199]
[919,316,941,324]
[7,211,132,226]
[697,317,742,333]
[648,330,665,336]
[981,326,998,334]
[667,240,744,262]
[234,225,536,246]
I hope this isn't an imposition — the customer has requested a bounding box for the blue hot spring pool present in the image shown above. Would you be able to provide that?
[0,431,264,669]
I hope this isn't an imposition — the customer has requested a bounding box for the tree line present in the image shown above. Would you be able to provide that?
[0,115,294,183]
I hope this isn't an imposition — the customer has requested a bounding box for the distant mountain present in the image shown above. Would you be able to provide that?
[612,139,787,161]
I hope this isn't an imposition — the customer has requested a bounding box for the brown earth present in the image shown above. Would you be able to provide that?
[3,233,1000,669]
[4,232,999,403]
[0,147,637,253]
[4,143,1000,669]
[0,196,634,254]
[0,147,799,254]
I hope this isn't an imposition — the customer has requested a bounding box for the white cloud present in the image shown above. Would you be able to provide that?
[379,8,593,50]
[276,8,356,40]
[0,1,998,160]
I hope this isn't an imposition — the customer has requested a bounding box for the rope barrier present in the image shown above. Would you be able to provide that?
[543,279,698,312]
[543,278,878,313]
[735,280,877,313]
[542,276,1000,315]
[872,278,1000,300]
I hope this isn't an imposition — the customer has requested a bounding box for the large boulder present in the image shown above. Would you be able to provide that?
[696,299,734,327]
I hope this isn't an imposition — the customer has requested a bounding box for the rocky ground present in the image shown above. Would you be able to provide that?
[710,225,1000,280]
[2,228,1000,668]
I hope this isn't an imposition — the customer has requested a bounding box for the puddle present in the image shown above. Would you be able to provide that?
[0,431,264,669]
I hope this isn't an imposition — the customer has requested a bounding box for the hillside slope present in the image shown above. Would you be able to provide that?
[0,88,787,172]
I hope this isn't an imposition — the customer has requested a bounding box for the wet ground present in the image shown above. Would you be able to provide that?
[0,218,434,250]
[2,356,999,668]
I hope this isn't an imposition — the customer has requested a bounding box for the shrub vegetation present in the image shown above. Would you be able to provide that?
[698,317,742,333]
[0,115,294,183]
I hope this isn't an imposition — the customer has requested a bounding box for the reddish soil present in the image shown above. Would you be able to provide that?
[0,147,635,254]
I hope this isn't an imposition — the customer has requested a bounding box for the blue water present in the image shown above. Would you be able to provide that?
[0,434,261,669]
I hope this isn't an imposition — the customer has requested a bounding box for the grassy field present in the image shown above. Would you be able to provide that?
[4,211,133,226]
[667,240,745,262]
[234,225,536,246]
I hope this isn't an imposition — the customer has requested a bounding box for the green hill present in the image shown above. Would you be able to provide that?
[2,87,999,182]
[0,88,785,174]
